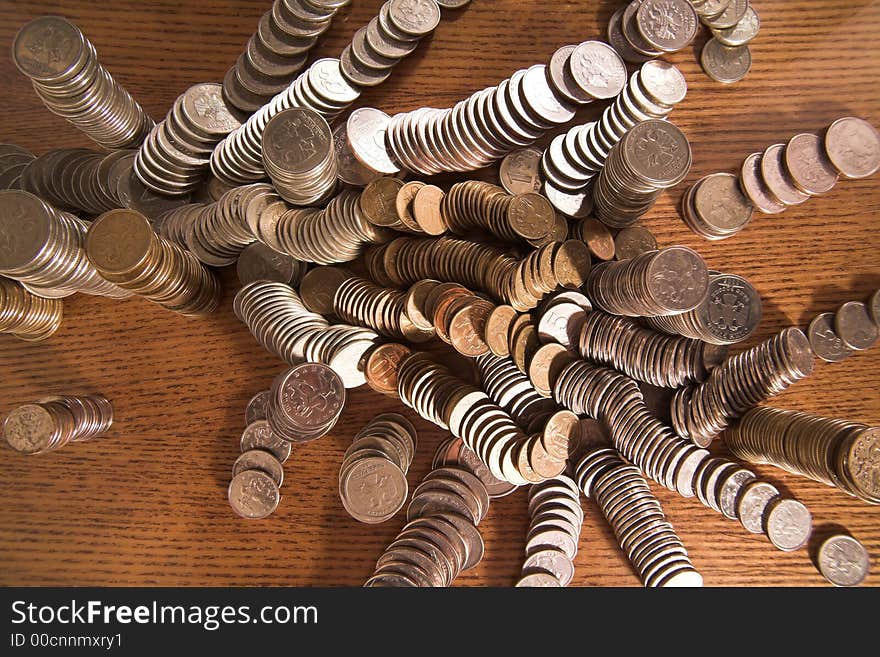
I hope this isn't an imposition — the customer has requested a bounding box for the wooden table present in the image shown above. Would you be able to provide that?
[0,0,878,587]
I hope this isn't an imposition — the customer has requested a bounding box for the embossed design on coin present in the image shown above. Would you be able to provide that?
[636,0,698,53]
[569,41,627,100]
[808,312,853,362]
[825,116,880,179]
[818,535,870,586]
[700,38,751,84]
[835,301,878,350]
[228,470,280,519]
[500,148,542,194]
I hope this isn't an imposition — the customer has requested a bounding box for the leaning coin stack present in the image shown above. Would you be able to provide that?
[577,311,727,387]
[0,190,130,299]
[541,60,688,212]
[223,0,348,115]
[699,3,758,85]
[0,144,36,191]
[2,394,113,455]
[339,413,417,524]
[364,464,488,587]
[433,436,518,499]
[156,203,210,249]
[182,184,265,266]
[672,327,816,446]
[12,16,153,149]
[516,476,583,587]
[608,0,699,64]
[645,272,763,345]
[211,57,360,185]
[679,172,755,240]
[593,119,693,228]
[229,416,289,520]
[475,354,558,431]
[585,246,709,318]
[262,108,338,205]
[266,362,346,442]
[807,293,880,364]
[572,218,616,261]
[0,277,64,341]
[85,209,222,316]
[726,406,880,505]
[134,83,241,196]
[442,182,556,244]
[424,284,493,356]
[236,242,307,287]
[576,446,703,587]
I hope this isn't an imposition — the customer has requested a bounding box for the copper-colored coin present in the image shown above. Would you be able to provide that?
[577,218,615,260]
[484,305,519,357]
[542,409,580,460]
[511,323,541,373]
[528,436,566,479]
[365,343,412,396]
[507,193,555,240]
[299,266,352,315]
[500,148,543,195]
[449,299,492,357]
[552,239,592,288]
[404,279,440,331]
[413,184,447,235]
[396,181,424,230]
[614,224,657,261]
[85,208,155,274]
[528,342,575,397]
[361,177,405,226]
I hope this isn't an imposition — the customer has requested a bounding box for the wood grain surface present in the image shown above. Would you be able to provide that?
[0,0,878,587]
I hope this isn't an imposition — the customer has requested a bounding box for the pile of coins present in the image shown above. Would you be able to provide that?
[178,184,264,266]
[577,310,727,388]
[365,464,488,587]
[12,17,153,149]
[644,272,762,345]
[516,476,583,587]
[339,413,417,524]
[683,117,880,239]
[0,190,130,300]
[608,1,698,64]
[223,0,347,115]
[267,363,346,442]
[593,119,692,228]
[699,2,759,85]
[541,61,688,212]
[726,406,880,504]
[672,327,816,446]
[0,277,63,341]
[2,394,113,455]
[234,281,380,387]
[585,246,709,318]
[576,446,703,587]
[134,83,241,197]
[432,436,517,499]
[0,144,35,191]
[807,293,880,363]
[236,242,307,287]
[211,57,360,185]
[229,411,290,520]
[442,182,556,244]
[85,209,221,316]
[476,354,558,431]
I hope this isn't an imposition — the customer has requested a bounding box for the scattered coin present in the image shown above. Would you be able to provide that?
[817,535,870,587]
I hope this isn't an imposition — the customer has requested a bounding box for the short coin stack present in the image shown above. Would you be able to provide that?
[0,277,64,341]
[339,413,417,524]
[424,284,493,356]
[442,182,556,244]
[267,363,346,442]
[229,413,289,520]
[516,476,583,587]
[134,83,241,197]
[593,119,692,228]
[608,1,699,64]
[679,172,755,240]
[2,394,113,455]
[807,293,880,363]
[180,184,263,266]
[726,406,880,504]
[699,1,758,84]
[12,16,153,149]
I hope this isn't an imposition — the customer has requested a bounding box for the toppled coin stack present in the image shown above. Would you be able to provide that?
[807,292,880,363]
[267,362,346,442]
[442,182,556,244]
[0,144,35,191]
[698,1,759,84]
[0,277,63,342]
[339,413,417,524]
[2,394,113,455]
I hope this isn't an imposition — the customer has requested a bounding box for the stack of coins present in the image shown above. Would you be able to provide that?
[577,311,727,388]
[211,58,360,185]
[334,119,386,187]
[227,468,282,520]
[0,144,35,191]
[364,178,441,235]
[679,172,755,240]
[341,0,443,89]
[228,415,289,520]
[364,464,488,587]
[181,184,265,266]
[475,354,558,431]
[516,476,583,587]
[236,242,307,287]
[542,61,688,214]
[535,290,593,350]
[576,447,703,587]
[262,108,338,205]
[0,277,64,341]
[726,406,880,505]
[263,187,391,265]
[223,0,348,115]
[18,148,131,215]
[432,436,518,499]
[85,209,221,316]
[807,293,880,364]
[156,203,209,249]
[266,363,346,442]
[585,246,709,318]
[423,284,493,356]
[0,190,130,299]
[12,16,153,149]
[700,22,755,84]
[233,281,380,387]
[608,1,699,64]
[339,413,417,524]
[593,119,692,228]
[671,327,816,446]
[645,272,763,345]
[2,394,113,455]
[442,182,556,244]
[134,83,241,196]
[705,3,760,46]
[363,342,413,397]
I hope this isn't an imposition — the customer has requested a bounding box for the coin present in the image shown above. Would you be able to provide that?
[700,38,751,84]
[817,535,870,587]
[740,152,786,214]
[784,133,839,196]
[870,290,880,326]
[636,0,699,53]
[228,470,281,519]
[614,225,657,261]
[500,148,542,195]
[824,116,880,179]
[712,6,760,47]
[233,449,285,486]
[808,312,853,362]
[834,301,878,350]
[412,185,446,235]
[240,419,292,463]
[576,218,615,260]
[245,391,271,424]
[236,242,305,286]
[365,342,412,397]
[760,143,810,206]
[347,107,400,175]
[484,305,519,357]
[764,498,812,552]
[736,480,779,534]
[568,41,627,99]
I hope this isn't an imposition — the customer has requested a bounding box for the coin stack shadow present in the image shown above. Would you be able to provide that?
[12,16,153,149]
[223,0,348,115]
[2,394,113,455]
[671,327,816,447]
[0,277,64,341]
[0,190,131,300]
[339,413,417,524]
[608,1,698,64]
[576,446,703,587]
[0,144,35,191]
[134,83,241,197]
[85,209,222,316]
[725,406,880,505]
